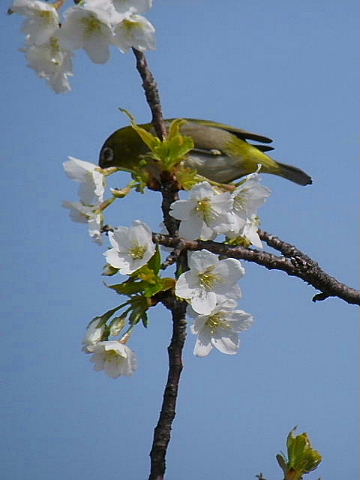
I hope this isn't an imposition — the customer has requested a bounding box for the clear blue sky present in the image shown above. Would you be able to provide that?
[1,1,359,479]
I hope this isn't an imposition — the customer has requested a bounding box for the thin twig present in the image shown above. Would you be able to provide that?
[259,229,313,262]
[152,234,360,306]
[132,48,167,140]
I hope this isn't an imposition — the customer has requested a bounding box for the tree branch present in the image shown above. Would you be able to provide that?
[131,46,358,480]
[148,296,187,480]
[132,48,167,140]
[152,233,360,306]
[133,49,188,479]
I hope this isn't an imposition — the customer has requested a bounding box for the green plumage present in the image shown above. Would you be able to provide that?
[99,119,312,186]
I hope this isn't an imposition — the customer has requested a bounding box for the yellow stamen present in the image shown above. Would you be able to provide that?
[130,245,147,260]
[205,312,231,334]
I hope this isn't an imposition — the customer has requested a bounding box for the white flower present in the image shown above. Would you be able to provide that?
[230,174,271,232]
[90,341,137,377]
[104,220,155,274]
[113,14,155,52]
[170,182,235,241]
[188,300,254,357]
[111,0,152,16]
[23,36,73,93]
[240,215,263,248]
[63,201,104,244]
[12,0,60,45]
[175,250,245,315]
[60,5,114,63]
[83,0,124,24]
[82,318,106,352]
[63,157,106,204]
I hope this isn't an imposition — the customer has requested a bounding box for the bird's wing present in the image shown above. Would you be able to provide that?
[249,144,274,152]
[183,118,273,144]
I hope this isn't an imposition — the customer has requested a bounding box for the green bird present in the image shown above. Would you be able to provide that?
[99,118,312,186]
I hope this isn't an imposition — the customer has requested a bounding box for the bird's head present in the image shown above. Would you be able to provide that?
[99,126,149,171]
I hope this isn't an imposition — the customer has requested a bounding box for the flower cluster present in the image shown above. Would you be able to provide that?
[83,317,137,378]
[80,218,157,377]
[63,156,107,243]
[64,157,160,377]
[10,0,155,92]
[63,155,271,370]
[175,250,254,357]
[77,216,157,378]
[105,220,155,274]
[170,177,270,355]
[170,175,271,246]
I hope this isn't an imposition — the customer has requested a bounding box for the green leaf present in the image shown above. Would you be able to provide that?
[152,120,194,169]
[89,303,128,328]
[102,264,120,276]
[133,265,158,284]
[175,166,205,190]
[141,311,148,328]
[276,453,288,476]
[278,427,323,479]
[120,108,162,151]
[108,280,147,295]
[126,295,151,327]
[147,245,162,275]
[133,124,162,151]
[143,277,175,297]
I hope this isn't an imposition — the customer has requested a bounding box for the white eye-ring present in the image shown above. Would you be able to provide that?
[100,146,114,166]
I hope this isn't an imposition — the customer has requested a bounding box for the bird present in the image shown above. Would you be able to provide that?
[99,118,312,186]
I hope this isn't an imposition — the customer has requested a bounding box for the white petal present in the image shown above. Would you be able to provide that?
[191,313,210,334]
[193,333,213,357]
[175,271,199,300]
[211,331,239,355]
[188,250,218,272]
[84,34,111,64]
[170,199,194,220]
[227,311,254,332]
[104,248,129,270]
[190,290,217,315]
[213,259,245,291]
[178,215,209,240]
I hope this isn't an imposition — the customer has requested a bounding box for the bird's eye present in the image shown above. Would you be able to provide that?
[99,146,114,167]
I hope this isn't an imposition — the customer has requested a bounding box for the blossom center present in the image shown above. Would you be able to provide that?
[130,244,147,259]
[123,18,141,31]
[38,10,54,21]
[82,15,103,35]
[105,349,125,361]
[233,193,248,211]
[205,312,230,333]
[48,37,62,64]
[198,266,220,290]
[196,197,215,223]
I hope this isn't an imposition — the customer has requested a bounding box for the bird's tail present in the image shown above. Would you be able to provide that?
[275,161,312,186]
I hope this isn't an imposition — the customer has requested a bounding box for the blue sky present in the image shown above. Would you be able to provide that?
[1,1,359,479]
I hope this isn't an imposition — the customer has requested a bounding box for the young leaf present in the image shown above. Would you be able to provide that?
[277,427,323,480]
[143,277,175,297]
[147,245,162,275]
[108,280,147,295]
